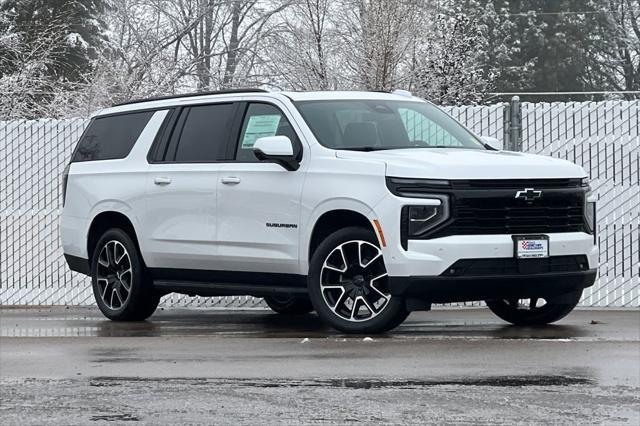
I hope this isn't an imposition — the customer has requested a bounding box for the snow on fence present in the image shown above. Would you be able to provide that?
[1,100,638,307]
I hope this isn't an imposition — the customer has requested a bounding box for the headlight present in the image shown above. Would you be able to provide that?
[61,163,70,207]
[386,177,451,197]
[585,201,596,234]
[581,177,596,236]
[584,190,596,237]
[404,195,450,238]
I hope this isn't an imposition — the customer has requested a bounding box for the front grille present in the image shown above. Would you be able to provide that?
[441,255,590,276]
[389,177,590,242]
[435,188,587,237]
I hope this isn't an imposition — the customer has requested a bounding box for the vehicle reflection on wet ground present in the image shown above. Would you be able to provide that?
[1,307,638,424]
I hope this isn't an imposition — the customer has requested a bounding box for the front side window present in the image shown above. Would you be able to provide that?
[73,111,154,162]
[235,103,301,162]
[174,103,235,162]
[295,100,485,151]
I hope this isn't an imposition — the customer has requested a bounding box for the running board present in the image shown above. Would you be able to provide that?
[153,280,308,298]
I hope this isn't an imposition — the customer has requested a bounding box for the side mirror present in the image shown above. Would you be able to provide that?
[481,136,502,151]
[253,136,299,171]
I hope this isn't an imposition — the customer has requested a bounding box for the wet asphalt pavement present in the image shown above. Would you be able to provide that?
[0,307,638,425]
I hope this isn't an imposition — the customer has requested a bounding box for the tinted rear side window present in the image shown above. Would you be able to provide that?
[73,111,154,162]
[173,103,235,162]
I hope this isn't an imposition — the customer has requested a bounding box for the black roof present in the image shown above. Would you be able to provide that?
[113,88,268,107]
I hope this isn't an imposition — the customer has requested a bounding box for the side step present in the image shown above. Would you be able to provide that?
[153,280,308,298]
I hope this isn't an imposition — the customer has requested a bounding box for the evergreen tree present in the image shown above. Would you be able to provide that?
[0,0,107,83]
[412,1,492,105]
[463,0,628,99]
[589,0,640,97]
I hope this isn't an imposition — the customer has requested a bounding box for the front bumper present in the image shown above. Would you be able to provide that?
[389,269,597,303]
[381,232,598,277]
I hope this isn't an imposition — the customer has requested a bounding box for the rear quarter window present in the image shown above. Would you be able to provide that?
[72,111,154,162]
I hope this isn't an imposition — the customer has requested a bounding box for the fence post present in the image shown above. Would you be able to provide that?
[508,95,522,151]
[503,101,511,149]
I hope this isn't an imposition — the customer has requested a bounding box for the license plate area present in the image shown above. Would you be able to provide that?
[513,235,549,259]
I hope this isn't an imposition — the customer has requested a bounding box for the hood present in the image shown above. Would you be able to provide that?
[335,148,586,180]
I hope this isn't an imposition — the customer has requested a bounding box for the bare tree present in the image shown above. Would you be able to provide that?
[155,0,289,90]
[0,0,500,118]
[265,0,339,90]
[337,0,426,91]
[589,0,640,97]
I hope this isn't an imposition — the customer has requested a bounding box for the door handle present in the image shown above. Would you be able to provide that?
[221,176,241,185]
[154,177,172,185]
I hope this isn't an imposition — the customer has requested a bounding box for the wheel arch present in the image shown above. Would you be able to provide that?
[301,206,375,265]
[87,211,144,265]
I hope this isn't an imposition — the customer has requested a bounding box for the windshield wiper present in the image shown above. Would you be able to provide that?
[341,145,484,151]
[483,143,498,151]
[340,146,389,151]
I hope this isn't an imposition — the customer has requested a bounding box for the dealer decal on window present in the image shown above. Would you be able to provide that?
[241,114,281,148]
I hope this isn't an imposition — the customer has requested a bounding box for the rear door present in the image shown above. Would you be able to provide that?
[141,102,241,271]
[215,101,307,275]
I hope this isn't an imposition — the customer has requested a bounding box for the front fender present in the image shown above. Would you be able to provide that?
[299,198,381,275]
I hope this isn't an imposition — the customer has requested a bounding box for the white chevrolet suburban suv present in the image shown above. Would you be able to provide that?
[61,89,598,333]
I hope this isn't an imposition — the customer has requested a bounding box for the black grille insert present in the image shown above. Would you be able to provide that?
[438,188,587,237]
[449,178,584,189]
[389,177,590,241]
[442,255,590,277]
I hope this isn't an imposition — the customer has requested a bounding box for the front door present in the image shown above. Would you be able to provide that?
[216,102,307,275]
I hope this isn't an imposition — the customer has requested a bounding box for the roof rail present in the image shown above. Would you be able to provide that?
[113,88,269,107]
[391,89,412,97]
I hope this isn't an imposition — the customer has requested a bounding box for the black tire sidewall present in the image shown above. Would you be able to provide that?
[91,228,156,321]
[264,295,313,314]
[486,290,582,326]
[308,226,407,334]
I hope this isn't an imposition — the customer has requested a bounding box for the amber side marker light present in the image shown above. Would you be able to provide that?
[373,219,387,247]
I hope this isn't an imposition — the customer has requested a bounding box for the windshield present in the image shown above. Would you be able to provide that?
[295,99,486,151]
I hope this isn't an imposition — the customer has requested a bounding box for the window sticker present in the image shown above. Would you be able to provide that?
[241,114,282,148]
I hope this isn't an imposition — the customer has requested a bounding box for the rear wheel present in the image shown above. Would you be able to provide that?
[308,227,408,334]
[485,290,582,326]
[91,228,159,321]
[264,295,313,314]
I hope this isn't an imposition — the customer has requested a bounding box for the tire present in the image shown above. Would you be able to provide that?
[485,290,582,326]
[308,226,408,334]
[91,228,159,321]
[264,295,314,314]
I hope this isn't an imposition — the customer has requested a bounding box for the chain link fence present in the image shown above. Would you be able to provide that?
[1,100,638,307]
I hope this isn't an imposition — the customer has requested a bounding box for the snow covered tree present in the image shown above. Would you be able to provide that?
[0,0,107,118]
[411,2,493,105]
[0,0,106,82]
[473,0,532,92]
[470,0,624,98]
[265,0,339,90]
[337,0,426,91]
[589,0,640,97]
[150,0,288,91]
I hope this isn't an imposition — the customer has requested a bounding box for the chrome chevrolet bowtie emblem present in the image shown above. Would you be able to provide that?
[515,188,542,201]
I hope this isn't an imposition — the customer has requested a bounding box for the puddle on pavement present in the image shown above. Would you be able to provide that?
[1,314,592,340]
[89,375,594,389]
[90,347,140,363]
[90,413,139,422]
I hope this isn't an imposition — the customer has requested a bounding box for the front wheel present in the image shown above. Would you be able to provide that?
[308,227,408,334]
[485,290,582,326]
